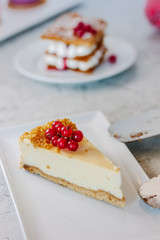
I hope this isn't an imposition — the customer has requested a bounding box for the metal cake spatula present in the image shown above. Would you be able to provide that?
[108,109,160,142]
[108,109,160,209]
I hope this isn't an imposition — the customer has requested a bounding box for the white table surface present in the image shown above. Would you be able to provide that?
[1,0,160,239]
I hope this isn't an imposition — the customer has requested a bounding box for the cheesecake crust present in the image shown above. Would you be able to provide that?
[23,164,126,207]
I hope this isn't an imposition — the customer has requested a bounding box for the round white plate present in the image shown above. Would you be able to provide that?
[14,36,137,84]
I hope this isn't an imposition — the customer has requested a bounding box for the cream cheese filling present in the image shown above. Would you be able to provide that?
[46,40,97,58]
[19,139,123,200]
[45,48,104,71]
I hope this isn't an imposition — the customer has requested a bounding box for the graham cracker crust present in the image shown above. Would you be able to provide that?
[8,0,46,9]
[23,164,126,207]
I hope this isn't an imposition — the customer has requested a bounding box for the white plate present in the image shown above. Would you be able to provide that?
[0,111,160,240]
[14,36,137,84]
[0,0,81,43]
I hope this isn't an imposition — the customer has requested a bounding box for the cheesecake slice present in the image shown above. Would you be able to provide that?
[19,119,125,207]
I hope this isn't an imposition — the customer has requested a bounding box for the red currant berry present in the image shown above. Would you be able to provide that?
[68,140,79,151]
[51,135,60,147]
[52,121,61,129]
[64,136,70,142]
[72,130,83,142]
[63,58,67,70]
[61,125,73,137]
[108,55,117,64]
[57,138,68,149]
[45,128,56,140]
[55,123,64,133]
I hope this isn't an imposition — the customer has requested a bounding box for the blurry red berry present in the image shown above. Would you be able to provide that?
[108,55,117,64]
[145,0,160,29]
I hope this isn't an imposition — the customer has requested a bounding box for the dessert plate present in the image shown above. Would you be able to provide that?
[0,0,82,43]
[0,111,160,240]
[14,36,137,84]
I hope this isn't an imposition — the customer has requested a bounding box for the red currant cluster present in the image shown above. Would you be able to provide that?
[45,121,83,151]
[73,22,97,38]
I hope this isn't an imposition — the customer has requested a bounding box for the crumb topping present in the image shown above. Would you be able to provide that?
[20,118,77,149]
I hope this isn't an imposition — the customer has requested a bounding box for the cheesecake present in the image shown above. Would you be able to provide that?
[19,119,125,207]
[41,13,107,73]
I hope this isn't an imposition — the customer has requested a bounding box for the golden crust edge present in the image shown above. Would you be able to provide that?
[23,164,126,207]
[8,0,46,8]
[41,33,104,47]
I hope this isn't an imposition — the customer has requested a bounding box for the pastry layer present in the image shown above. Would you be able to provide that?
[8,0,45,8]
[42,13,106,47]
[45,46,106,71]
[19,138,124,201]
[23,164,125,207]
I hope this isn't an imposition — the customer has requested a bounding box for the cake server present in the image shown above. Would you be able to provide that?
[108,109,160,142]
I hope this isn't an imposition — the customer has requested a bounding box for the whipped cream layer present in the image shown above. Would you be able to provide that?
[45,47,104,71]
[46,40,97,58]
[19,139,123,200]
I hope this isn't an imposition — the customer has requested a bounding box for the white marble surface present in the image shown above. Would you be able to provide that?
[1,0,160,239]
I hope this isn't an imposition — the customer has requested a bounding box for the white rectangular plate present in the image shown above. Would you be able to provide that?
[0,0,81,43]
[0,111,160,240]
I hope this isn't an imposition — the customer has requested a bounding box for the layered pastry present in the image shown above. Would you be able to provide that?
[8,0,46,9]
[41,13,107,73]
[19,118,125,207]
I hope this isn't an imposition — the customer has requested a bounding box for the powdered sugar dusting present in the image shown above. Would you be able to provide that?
[44,13,106,40]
